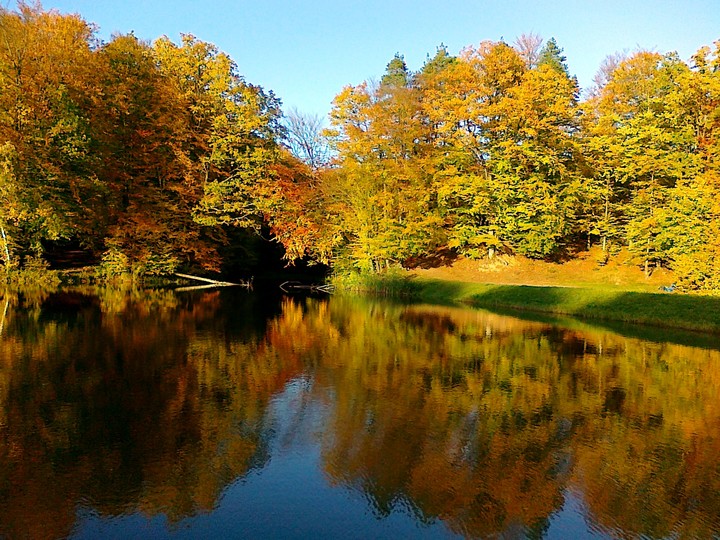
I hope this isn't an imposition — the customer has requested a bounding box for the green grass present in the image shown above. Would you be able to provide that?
[327,269,720,334]
[331,270,420,297]
[410,278,720,334]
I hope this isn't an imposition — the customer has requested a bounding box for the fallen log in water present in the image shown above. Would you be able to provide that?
[175,273,252,289]
[174,284,231,293]
[279,281,334,294]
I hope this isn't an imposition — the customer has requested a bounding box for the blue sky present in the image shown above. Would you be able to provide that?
[38,0,720,117]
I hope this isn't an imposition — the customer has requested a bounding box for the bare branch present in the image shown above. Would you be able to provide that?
[589,51,628,97]
[514,32,543,69]
[283,107,330,170]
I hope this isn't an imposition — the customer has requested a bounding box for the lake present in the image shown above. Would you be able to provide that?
[1,286,719,539]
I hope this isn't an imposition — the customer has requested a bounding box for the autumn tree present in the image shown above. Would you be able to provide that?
[416,44,493,258]
[0,4,105,263]
[659,42,720,290]
[152,34,284,271]
[93,33,204,274]
[3,1,720,292]
[489,43,582,257]
[583,51,703,274]
[0,5,293,276]
[428,41,582,259]
[325,72,443,272]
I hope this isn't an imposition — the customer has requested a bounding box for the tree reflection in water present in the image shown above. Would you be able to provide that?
[1,288,719,539]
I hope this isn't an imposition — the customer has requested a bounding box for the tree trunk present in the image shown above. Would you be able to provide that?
[0,298,8,337]
[174,273,246,287]
[0,224,10,268]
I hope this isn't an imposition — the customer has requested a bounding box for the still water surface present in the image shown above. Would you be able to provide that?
[1,287,720,539]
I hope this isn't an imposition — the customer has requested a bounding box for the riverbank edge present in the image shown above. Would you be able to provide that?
[336,273,720,334]
[416,278,720,334]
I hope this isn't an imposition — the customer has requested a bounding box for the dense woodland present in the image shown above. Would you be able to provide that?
[1,5,720,291]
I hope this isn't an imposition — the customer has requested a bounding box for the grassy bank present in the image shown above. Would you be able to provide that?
[331,270,421,297]
[412,278,720,334]
[333,270,720,333]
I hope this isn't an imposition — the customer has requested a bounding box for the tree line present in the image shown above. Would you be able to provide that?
[0,4,288,277]
[302,38,720,292]
[1,5,719,291]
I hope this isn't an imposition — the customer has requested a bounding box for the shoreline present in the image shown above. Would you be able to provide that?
[410,278,720,334]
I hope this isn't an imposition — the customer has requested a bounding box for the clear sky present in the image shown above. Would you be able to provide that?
[35,0,720,117]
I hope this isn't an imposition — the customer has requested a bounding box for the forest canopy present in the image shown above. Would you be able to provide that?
[0,3,289,277]
[1,4,719,291]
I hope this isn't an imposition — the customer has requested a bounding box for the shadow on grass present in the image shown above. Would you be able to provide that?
[412,280,720,348]
[412,279,474,306]
[477,303,720,350]
[472,286,720,329]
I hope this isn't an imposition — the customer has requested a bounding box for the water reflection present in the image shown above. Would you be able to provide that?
[1,288,720,539]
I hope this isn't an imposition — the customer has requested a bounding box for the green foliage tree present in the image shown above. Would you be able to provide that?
[380,53,410,88]
[538,37,569,75]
